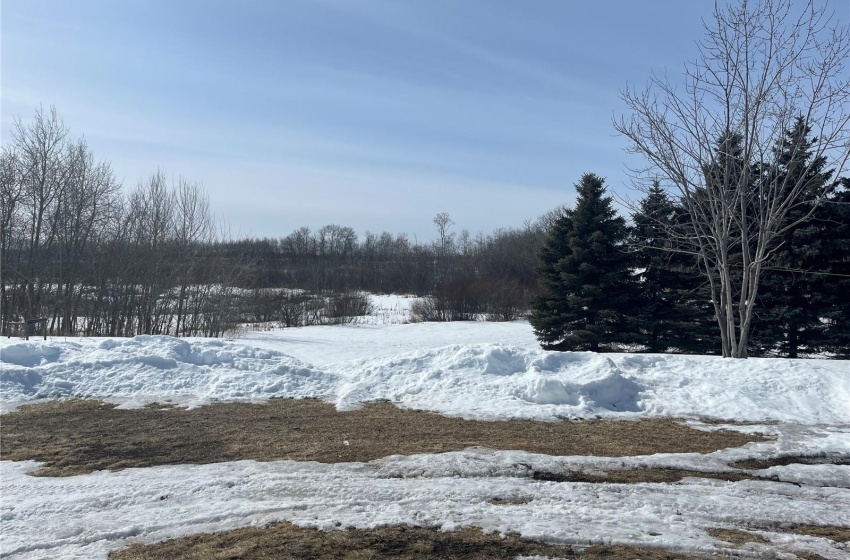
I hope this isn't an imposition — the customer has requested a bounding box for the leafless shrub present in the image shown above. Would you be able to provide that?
[326,291,372,324]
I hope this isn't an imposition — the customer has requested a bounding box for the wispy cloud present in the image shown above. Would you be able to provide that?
[2,0,742,238]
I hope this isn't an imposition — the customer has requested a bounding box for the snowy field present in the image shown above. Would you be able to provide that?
[1,294,849,559]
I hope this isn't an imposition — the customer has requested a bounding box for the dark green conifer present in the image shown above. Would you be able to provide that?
[530,173,639,351]
[631,181,715,353]
[813,178,850,358]
[750,117,835,357]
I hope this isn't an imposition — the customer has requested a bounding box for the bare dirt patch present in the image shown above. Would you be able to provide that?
[109,522,708,560]
[0,398,762,477]
[732,455,850,470]
[532,467,755,484]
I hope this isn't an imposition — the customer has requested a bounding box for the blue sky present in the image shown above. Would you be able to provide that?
[4,0,728,239]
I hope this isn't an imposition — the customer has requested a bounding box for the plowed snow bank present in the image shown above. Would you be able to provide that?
[2,326,847,423]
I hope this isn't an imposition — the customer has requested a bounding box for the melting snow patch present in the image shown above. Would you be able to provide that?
[3,444,849,560]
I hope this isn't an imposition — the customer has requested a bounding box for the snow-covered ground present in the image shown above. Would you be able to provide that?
[1,296,848,559]
[1,323,846,424]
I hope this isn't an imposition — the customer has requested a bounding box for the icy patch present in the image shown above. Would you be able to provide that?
[3,444,849,560]
[755,464,850,488]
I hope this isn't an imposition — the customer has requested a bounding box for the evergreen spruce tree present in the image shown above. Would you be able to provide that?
[530,173,639,351]
[631,182,716,353]
[750,118,835,357]
[818,178,850,358]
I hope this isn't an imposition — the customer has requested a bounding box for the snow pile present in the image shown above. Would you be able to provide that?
[334,345,642,419]
[614,353,850,424]
[2,322,848,423]
[329,342,847,423]
[0,336,336,409]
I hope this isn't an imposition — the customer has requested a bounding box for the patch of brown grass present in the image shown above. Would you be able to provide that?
[705,524,850,559]
[109,522,708,560]
[706,527,769,546]
[788,524,850,543]
[486,497,532,506]
[0,398,763,477]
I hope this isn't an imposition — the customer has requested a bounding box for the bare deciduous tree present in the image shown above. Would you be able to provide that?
[432,212,455,285]
[172,178,214,336]
[616,0,850,357]
[125,171,176,335]
[51,138,120,334]
[0,147,24,330]
[433,212,455,255]
[13,106,71,321]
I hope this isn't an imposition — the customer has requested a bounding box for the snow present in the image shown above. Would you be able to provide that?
[3,446,848,559]
[1,325,847,423]
[1,302,849,559]
[0,335,335,411]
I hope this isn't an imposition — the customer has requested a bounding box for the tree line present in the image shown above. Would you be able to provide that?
[2,106,846,357]
[1,107,249,337]
[225,216,547,324]
[0,107,550,336]
[207,216,548,326]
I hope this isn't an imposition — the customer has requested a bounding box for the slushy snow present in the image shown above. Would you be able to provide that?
[1,300,848,559]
